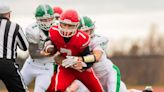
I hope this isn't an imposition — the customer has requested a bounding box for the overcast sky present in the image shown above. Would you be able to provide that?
[1,0,164,40]
[1,0,164,16]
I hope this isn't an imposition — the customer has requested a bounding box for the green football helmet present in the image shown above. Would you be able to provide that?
[35,4,54,31]
[78,16,95,35]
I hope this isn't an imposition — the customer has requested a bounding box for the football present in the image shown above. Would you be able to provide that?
[45,44,57,55]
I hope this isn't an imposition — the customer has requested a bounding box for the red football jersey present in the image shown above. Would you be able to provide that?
[49,26,90,57]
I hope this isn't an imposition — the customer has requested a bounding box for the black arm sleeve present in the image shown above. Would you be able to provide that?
[81,46,90,56]
[81,46,94,69]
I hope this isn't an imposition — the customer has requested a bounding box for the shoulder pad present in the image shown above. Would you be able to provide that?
[93,34,109,46]
[76,31,90,48]
[49,25,60,42]
[25,23,40,44]
[50,25,59,31]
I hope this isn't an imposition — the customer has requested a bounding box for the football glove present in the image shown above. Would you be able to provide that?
[62,56,78,68]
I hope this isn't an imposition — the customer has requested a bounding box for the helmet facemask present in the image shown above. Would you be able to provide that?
[35,4,54,31]
[59,21,79,38]
[53,6,63,20]
[36,16,54,31]
[58,9,80,38]
[54,14,60,20]
[79,16,95,37]
[53,15,60,25]
[80,25,95,36]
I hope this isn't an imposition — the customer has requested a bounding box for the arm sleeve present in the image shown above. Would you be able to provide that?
[81,46,94,69]
[81,46,90,56]
[17,27,29,51]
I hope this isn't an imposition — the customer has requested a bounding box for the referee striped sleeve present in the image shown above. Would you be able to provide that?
[0,19,7,58]
[17,26,29,51]
[3,20,11,58]
[11,24,19,59]
[0,19,29,59]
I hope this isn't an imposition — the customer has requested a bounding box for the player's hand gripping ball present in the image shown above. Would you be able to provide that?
[44,44,57,55]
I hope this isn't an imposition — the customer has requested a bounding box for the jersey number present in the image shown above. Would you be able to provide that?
[60,48,72,56]
[77,32,86,39]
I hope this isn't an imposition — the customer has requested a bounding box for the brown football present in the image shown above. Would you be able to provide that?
[45,45,57,55]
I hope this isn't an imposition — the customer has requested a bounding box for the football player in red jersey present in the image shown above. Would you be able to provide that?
[53,6,63,21]
[42,9,103,92]
[46,6,63,92]
[53,6,63,25]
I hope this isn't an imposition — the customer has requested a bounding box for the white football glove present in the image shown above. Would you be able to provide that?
[62,56,78,68]
[62,56,87,69]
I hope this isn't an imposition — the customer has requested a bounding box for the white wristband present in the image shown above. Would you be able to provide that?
[83,55,96,63]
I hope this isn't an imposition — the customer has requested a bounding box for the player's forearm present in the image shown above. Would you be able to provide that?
[29,43,46,59]
[81,50,102,63]
[92,49,103,62]
[54,53,65,65]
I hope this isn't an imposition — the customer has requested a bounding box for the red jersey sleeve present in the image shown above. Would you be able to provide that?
[74,30,90,49]
[49,25,59,44]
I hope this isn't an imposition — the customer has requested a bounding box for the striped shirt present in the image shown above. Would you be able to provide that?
[0,17,29,59]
